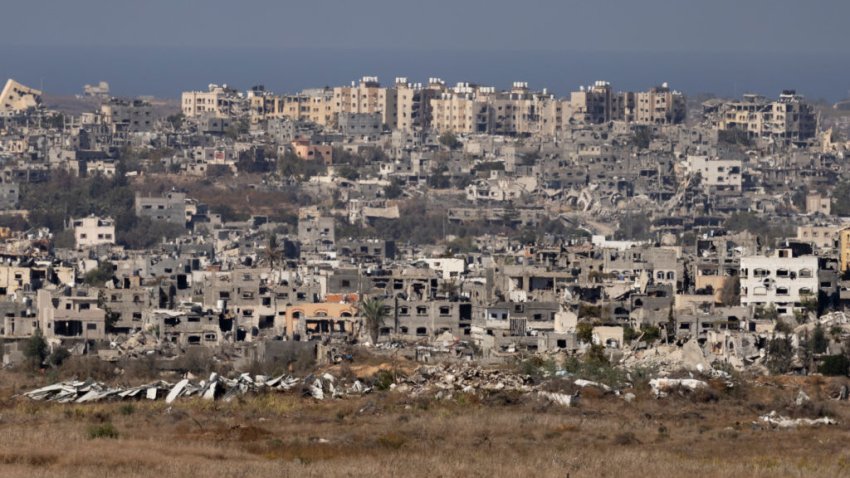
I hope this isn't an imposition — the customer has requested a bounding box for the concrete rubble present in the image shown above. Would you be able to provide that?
[758,411,837,429]
[399,363,535,397]
[21,372,304,404]
[538,391,579,407]
[649,378,709,398]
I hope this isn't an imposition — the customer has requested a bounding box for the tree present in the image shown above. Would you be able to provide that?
[97,290,121,333]
[23,328,48,369]
[718,276,741,306]
[83,261,115,286]
[261,233,282,269]
[336,165,360,181]
[755,304,779,321]
[438,132,461,150]
[384,180,404,199]
[358,297,388,344]
[166,113,185,130]
[576,322,594,344]
[631,125,653,149]
[813,323,829,354]
[224,118,249,140]
[438,280,459,299]
[818,355,850,376]
[765,334,794,374]
[614,213,652,241]
[832,181,850,216]
[718,129,753,147]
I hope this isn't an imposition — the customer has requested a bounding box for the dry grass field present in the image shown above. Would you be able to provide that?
[1,371,849,477]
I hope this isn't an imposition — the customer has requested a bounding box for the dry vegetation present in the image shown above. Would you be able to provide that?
[1,370,850,477]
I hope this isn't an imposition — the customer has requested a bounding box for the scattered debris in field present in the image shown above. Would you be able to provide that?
[649,378,709,398]
[21,372,305,404]
[759,411,836,428]
[539,391,579,407]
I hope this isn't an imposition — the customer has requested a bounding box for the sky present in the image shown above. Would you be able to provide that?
[3,0,849,53]
[1,1,849,99]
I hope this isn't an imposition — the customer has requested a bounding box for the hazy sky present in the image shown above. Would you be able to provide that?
[3,0,848,53]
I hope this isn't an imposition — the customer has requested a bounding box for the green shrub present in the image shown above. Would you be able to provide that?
[576,322,594,344]
[818,355,850,376]
[377,432,407,449]
[372,370,395,391]
[87,423,119,439]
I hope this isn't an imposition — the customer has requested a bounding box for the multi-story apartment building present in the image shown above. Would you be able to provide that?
[395,78,444,132]
[0,79,41,117]
[633,83,686,124]
[569,81,627,124]
[181,84,240,118]
[686,155,743,192]
[135,192,191,226]
[431,82,557,135]
[718,90,816,143]
[430,83,490,134]
[797,225,839,251]
[72,216,116,248]
[333,77,397,128]
[100,98,154,133]
[567,81,686,126]
[739,249,818,318]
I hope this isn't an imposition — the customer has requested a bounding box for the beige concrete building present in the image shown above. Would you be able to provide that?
[100,98,154,133]
[797,225,839,250]
[718,90,816,143]
[73,216,116,248]
[333,77,397,128]
[395,78,445,132]
[430,82,553,135]
[633,83,686,124]
[0,79,41,116]
[430,83,489,134]
[37,289,107,340]
[805,193,831,215]
[686,155,742,192]
[182,84,239,118]
[568,81,627,124]
[250,88,335,126]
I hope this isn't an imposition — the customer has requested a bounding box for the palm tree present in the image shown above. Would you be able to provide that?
[358,297,388,344]
[261,233,282,269]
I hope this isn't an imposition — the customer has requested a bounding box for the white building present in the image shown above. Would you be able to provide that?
[739,249,818,318]
[686,155,742,192]
[421,258,466,280]
[73,217,116,248]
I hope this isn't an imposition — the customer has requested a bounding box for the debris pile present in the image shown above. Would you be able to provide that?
[21,373,303,404]
[538,391,579,407]
[398,363,535,397]
[302,373,371,400]
[110,330,165,358]
[621,339,712,372]
[758,411,837,428]
[649,378,709,398]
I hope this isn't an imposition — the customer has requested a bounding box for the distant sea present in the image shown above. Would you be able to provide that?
[1,45,848,102]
